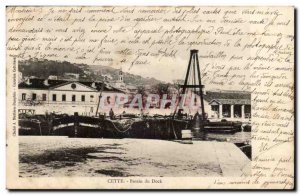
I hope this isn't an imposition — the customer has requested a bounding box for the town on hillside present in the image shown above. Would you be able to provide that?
[17,58,251,122]
[15,50,252,178]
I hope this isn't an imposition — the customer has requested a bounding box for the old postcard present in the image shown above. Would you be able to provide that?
[6,6,294,189]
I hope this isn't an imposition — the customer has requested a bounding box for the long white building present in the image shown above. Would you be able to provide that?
[18,78,125,115]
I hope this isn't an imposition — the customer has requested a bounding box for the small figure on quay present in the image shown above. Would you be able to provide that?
[193,111,201,129]
[109,108,114,120]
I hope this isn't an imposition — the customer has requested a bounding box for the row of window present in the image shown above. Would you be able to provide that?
[21,93,95,102]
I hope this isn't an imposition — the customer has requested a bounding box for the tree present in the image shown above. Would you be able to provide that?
[136,86,147,108]
[151,83,171,98]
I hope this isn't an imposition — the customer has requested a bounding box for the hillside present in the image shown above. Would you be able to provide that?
[18,58,163,86]
[87,65,162,86]
[19,59,86,78]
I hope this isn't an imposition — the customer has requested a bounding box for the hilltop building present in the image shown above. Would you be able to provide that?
[64,73,80,81]
[48,75,58,80]
[110,69,126,90]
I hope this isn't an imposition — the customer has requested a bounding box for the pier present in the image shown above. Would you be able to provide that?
[19,136,250,177]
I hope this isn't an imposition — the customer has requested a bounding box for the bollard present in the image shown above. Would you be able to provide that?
[181,129,193,140]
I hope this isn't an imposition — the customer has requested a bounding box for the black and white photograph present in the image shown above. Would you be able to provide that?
[5,5,294,190]
[16,49,252,177]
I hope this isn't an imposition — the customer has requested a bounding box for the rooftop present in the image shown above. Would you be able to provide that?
[18,78,124,93]
[204,90,251,105]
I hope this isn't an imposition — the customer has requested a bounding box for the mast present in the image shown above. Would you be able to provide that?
[178,49,205,120]
[95,83,104,117]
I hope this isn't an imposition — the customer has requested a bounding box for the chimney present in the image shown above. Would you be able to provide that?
[25,78,31,85]
[44,79,49,86]
[91,82,97,88]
